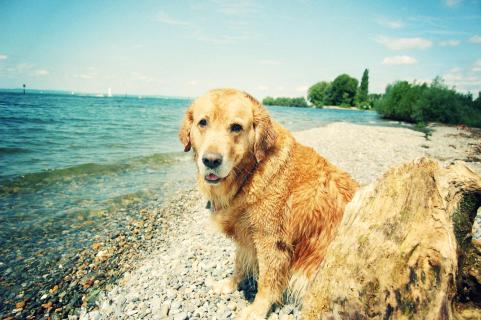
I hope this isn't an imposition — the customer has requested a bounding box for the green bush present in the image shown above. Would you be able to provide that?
[324,74,359,106]
[357,101,371,110]
[307,81,330,108]
[375,77,481,127]
[262,96,308,108]
[365,93,382,110]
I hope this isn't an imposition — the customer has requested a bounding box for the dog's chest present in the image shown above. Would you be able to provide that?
[211,206,253,246]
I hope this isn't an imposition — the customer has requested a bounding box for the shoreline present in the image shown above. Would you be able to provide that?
[3,122,480,319]
[1,190,198,320]
[321,105,364,111]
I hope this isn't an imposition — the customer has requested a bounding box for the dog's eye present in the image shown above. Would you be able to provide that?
[230,123,243,132]
[198,119,207,127]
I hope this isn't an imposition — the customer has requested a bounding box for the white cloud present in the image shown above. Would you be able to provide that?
[0,63,33,77]
[35,69,49,76]
[382,55,418,65]
[0,54,7,60]
[257,85,269,91]
[188,80,198,86]
[74,73,94,79]
[73,68,97,80]
[443,67,481,92]
[259,59,283,65]
[444,0,462,7]
[439,40,460,46]
[131,72,157,82]
[295,85,308,92]
[194,33,250,44]
[156,10,251,45]
[211,1,260,16]
[15,63,33,71]
[449,67,462,73]
[469,35,481,44]
[472,59,481,72]
[377,17,404,29]
[376,36,432,50]
[156,11,192,27]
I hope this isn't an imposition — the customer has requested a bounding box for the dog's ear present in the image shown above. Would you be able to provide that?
[248,93,277,162]
[179,105,193,152]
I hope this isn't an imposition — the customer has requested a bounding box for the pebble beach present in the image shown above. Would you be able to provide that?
[91,122,481,320]
[5,122,481,320]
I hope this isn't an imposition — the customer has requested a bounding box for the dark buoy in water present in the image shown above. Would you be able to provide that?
[22,84,26,95]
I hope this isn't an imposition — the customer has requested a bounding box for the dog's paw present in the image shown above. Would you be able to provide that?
[206,277,236,294]
[236,305,266,320]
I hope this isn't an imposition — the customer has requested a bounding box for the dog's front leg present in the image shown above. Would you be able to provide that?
[212,244,256,294]
[238,236,291,320]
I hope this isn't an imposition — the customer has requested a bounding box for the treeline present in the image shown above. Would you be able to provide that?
[375,77,481,127]
[262,96,308,107]
[263,69,371,109]
[308,69,371,109]
[261,71,481,128]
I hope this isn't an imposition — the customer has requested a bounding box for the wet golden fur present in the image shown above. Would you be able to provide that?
[179,88,358,319]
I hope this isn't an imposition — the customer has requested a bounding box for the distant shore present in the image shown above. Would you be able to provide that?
[71,122,481,320]
[321,105,365,111]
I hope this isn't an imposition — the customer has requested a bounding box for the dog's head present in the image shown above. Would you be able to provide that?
[179,88,277,186]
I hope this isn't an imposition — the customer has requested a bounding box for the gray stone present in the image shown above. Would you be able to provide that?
[227,301,237,311]
[170,300,182,312]
[160,301,170,317]
[173,311,188,320]
[125,309,138,316]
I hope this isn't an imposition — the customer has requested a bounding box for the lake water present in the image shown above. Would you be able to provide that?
[0,92,405,307]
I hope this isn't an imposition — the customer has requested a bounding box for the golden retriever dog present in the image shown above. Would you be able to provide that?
[179,88,358,319]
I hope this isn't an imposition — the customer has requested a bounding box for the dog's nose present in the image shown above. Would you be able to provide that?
[202,152,223,169]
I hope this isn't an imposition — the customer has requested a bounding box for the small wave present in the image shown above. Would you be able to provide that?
[0,116,57,124]
[0,147,31,154]
[0,151,188,193]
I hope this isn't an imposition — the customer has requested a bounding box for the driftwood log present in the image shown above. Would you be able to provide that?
[302,158,481,319]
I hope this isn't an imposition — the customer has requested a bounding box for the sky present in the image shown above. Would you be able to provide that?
[0,0,480,98]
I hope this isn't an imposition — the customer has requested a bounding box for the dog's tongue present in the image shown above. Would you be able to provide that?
[206,173,220,181]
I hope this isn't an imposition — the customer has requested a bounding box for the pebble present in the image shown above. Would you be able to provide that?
[173,311,188,320]
[91,191,302,319]
[160,302,170,317]
[125,309,138,316]
[170,300,181,313]
[227,301,237,311]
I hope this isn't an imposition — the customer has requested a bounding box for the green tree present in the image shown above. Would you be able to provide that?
[262,96,308,108]
[356,69,369,106]
[325,74,359,106]
[263,97,275,105]
[367,93,382,109]
[475,91,481,110]
[375,77,481,127]
[307,81,330,108]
